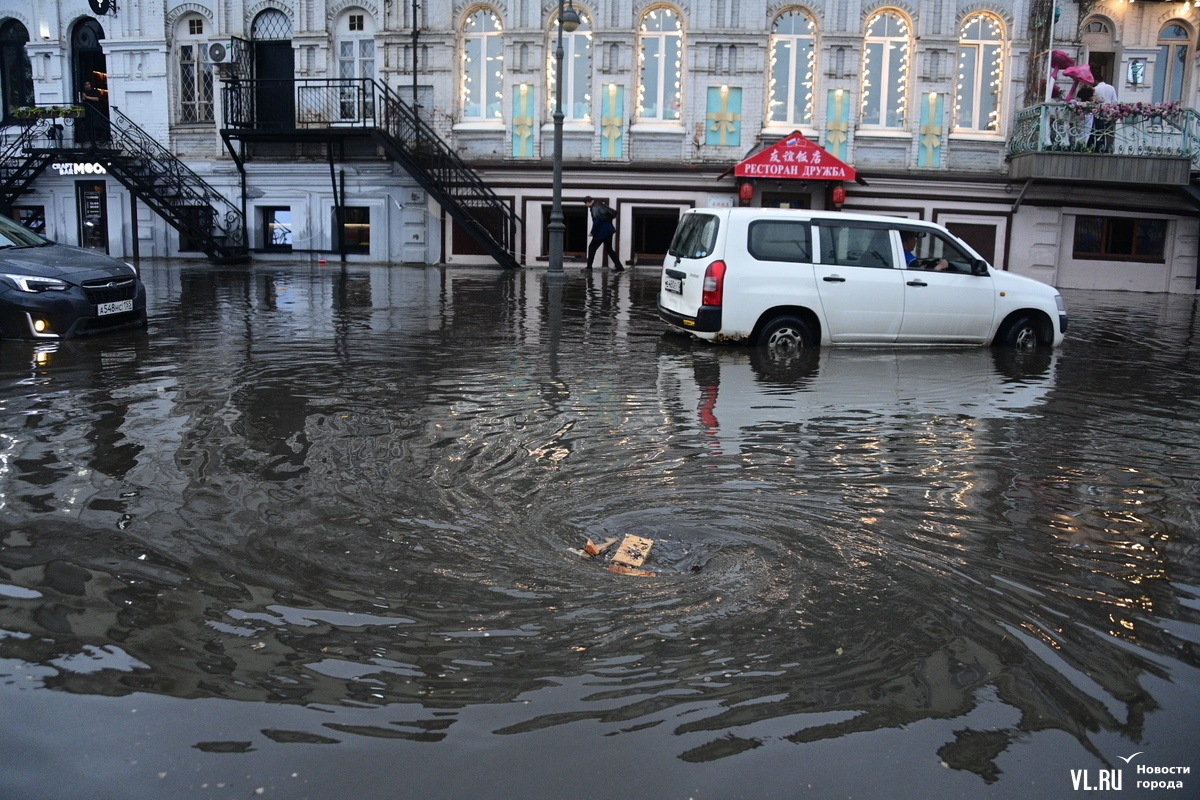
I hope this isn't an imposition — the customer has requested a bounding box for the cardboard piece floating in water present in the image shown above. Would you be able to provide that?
[608,564,656,577]
[612,535,653,568]
[584,537,618,557]
[575,534,657,577]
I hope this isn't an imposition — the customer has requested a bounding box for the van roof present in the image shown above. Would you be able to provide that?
[685,207,944,231]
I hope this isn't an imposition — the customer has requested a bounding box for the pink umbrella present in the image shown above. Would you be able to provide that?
[1061,64,1096,100]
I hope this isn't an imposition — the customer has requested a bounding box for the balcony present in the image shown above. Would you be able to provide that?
[1007,103,1198,185]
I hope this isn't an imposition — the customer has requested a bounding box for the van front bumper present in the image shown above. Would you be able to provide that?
[657,295,722,333]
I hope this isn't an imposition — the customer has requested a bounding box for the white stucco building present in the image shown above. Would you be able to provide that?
[0,0,1196,292]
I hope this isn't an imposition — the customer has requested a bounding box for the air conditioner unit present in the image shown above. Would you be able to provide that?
[208,41,236,64]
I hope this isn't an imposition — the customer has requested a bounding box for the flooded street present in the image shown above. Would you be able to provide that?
[2,261,1198,800]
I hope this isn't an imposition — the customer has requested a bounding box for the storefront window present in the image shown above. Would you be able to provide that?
[263,207,293,250]
[340,207,370,254]
[1074,216,1167,262]
[11,206,45,235]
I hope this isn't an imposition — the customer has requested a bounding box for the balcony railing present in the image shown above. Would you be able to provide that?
[1007,103,1198,185]
[1009,103,1198,164]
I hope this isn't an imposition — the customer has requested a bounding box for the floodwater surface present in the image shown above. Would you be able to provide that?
[1,262,1198,800]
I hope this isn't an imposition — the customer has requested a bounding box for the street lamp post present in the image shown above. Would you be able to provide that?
[547,0,580,274]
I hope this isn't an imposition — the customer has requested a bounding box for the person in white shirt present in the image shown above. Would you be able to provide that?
[1091,78,1118,153]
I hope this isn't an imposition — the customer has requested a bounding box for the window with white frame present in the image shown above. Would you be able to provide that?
[337,10,376,120]
[637,6,683,122]
[461,8,504,121]
[1154,23,1189,104]
[768,9,816,126]
[954,12,1004,132]
[176,16,214,123]
[547,8,592,121]
[861,10,910,128]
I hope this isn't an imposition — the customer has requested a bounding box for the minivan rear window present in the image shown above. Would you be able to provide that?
[668,213,719,259]
[748,220,812,263]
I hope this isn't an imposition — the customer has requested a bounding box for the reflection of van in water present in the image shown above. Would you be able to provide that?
[658,208,1067,351]
[658,346,1057,454]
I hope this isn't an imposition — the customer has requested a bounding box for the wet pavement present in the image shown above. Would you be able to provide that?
[1,261,1198,800]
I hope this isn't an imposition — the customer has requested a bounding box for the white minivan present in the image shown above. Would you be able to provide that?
[657,208,1067,350]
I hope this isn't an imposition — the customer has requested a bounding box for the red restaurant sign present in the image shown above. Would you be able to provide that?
[733,131,856,181]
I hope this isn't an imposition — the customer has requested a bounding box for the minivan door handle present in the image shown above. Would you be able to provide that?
[906,279,928,287]
[822,276,846,283]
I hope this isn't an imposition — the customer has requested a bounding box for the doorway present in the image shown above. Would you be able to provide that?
[630,207,681,267]
[71,18,108,143]
[76,180,108,252]
[252,10,295,130]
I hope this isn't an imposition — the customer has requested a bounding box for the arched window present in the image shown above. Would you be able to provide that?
[637,6,683,122]
[768,8,817,126]
[1154,23,1190,104]
[175,15,214,123]
[336,9,376,120]
[0,19,33,121]
[252,9,292,40]
[547,6,592,121]
[861,10,910,128]
[461,8,504,121]
[954,12,1004,132]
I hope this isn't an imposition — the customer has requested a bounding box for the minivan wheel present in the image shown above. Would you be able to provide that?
[758,315,815,353]
[997,315,1042,351]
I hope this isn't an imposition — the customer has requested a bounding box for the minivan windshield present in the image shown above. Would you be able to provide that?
[668,213,719,259]
[0,213,49,248]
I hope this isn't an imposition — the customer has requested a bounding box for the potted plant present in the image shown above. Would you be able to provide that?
[9,105,85,120]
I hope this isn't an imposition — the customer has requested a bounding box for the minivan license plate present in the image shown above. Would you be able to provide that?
[664,277,683,294]
[97,299,133,316]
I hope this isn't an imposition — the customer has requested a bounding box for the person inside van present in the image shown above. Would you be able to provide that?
[901,231,950,271]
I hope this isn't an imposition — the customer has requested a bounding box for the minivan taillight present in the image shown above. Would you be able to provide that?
[702,260,726,307]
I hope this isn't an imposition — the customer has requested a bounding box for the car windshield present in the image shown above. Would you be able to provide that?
[0,213,49,248]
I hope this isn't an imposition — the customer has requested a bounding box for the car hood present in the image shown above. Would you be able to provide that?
[0,244,138,283]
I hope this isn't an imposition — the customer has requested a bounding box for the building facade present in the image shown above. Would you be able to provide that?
[0,0,1196,292]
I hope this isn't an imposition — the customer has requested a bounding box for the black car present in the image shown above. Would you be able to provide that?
[0,213,146,340]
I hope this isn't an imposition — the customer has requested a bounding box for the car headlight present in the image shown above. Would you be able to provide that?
[1054,294,1066,312]
[2,273,70,293]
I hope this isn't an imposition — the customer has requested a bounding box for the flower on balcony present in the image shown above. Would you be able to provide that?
[10,105,85,119]
[1065,99,1182,121]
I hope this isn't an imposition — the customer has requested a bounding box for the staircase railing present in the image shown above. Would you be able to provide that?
[104,105,246,261]
[221,78,520,268]
[0,118,63,207]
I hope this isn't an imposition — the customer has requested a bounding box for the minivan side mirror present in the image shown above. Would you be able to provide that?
[971,259,989,276]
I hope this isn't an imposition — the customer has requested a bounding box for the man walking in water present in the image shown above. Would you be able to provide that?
[584,197,623,271]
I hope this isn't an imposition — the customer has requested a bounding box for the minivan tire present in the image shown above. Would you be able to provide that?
[758,315,816,353]
[996,315,1041,351]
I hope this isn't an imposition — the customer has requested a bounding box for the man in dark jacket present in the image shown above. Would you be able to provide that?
[584,197,623,271]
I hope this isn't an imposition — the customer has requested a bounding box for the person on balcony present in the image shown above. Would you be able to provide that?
[1091,78,1118,154]
[1072,86,1095,150]
[78,82,102,146]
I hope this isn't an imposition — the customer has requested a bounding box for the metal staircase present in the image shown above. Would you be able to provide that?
[369,82,520,269]
[0,120,55,208]
[221,77,521,269]
[0,107,247,262]
[102,107,247,262]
